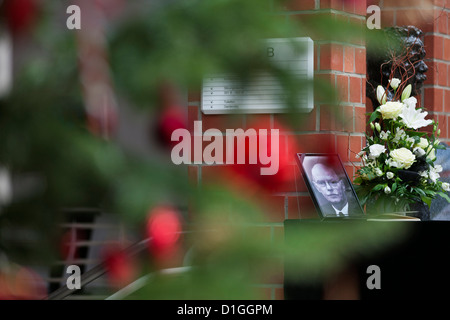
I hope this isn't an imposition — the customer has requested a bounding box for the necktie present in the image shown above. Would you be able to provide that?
[338,212,345,217]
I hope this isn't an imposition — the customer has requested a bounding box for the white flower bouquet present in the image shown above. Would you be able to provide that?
[354,79,450,217]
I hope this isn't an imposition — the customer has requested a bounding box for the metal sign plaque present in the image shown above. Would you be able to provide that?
[201,37,314,114]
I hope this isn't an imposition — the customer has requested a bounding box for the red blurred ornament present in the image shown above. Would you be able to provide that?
[155,107,188,149]
[146,205,182,259]
[0,266,46,300]
[102,244,137,288]
[154,83,187,149]
[4,0,38,34]
[222,119,300,195]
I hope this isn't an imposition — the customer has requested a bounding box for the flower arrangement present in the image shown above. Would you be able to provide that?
[354,78,450,217]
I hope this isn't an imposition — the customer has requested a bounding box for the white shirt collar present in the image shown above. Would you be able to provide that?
[332,203,348,216]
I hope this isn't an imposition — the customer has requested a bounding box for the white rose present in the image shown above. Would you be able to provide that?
[443,183,450,192]
[415,137,429,150]
[389,78,401,90]
[384,186,391,194]
[379,101,404,120]
[389,148,416,169]
[374,168,383,176]
[369,144,386,159]
[386,172,394,179]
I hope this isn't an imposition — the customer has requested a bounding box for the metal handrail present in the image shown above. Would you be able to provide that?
[45,238,150,300]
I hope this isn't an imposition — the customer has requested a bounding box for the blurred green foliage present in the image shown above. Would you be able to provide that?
[0,0,412,299]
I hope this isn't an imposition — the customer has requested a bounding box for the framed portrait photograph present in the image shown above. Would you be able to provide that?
[296,153,365,219]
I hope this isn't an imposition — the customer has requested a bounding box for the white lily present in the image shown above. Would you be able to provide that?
[389,78,401,90]
[403,96,417,109]
[376,85,387,105]
[399,103,433,130]
[401,84,412,101]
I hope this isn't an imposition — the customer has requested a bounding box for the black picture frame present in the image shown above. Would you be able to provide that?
[296,153,365,219]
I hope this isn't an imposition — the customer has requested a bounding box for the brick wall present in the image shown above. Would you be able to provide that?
[377,0,450,144]
[187,0,367,300]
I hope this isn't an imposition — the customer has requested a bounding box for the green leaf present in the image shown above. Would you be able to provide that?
[438,192,450,203]
[372,184,385,192]
[421,196,432,207]
[368,111,381,124]
[392,182,397,192]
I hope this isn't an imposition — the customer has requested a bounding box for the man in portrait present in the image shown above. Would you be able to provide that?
[310,162,362,218]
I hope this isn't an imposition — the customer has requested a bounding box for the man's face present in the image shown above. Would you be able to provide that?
[312,166,346,204]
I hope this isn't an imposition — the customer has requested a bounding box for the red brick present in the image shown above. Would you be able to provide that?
[314,43,319,71]
[271,164,307,193]
[320,43,344,71]
[349,76,361,103]
[320,0,344,10]
[188,90,201,103]
[425,35,443,60]
[343,0,355,14]
[287,196,301,219]
[188,105,199,133]
[257,288,272,300]
[188,165,198,187]
[344,46,355,73]
[202,114,245,132]
[279,107,316,132]
[395,9,435,33]
[259,256,284,285]
[345,165,355,180]
[320,104,343,131]
[342,105,354,132]
[382,0,416,7]
[438,62,448,87]
[354,107,367,133]
[440,116,448,139]
[272,226,284,243]
[436,8,448,34]
[355,0,367,16]
[291,133,337,154]
[448,64,450,87]
[362,77,366,100]
[447,115,450,139]
[435,36,444,60]
[337,134,350,162]
[424,87,444,112]
[354,47,366,75]
[349,135,364,162]
[336,74,349,103]
[274,288,285,300]
[245,114,272,130]
[298,195,319,219]
[445,89,450,113]
[263,196,286,222]
[380,9,395,28]
[283,0,316,10]
[424,60,436,85]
